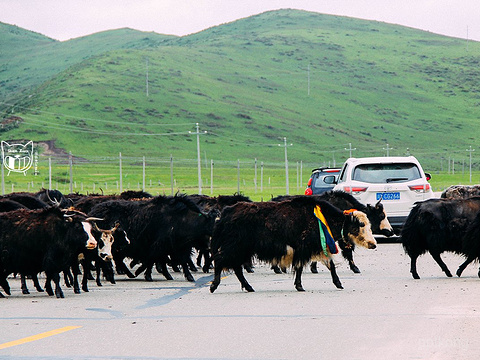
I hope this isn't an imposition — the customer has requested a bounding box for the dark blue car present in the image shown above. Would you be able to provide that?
[305,167,341,195]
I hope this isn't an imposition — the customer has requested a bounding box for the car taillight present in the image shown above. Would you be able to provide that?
[409,184,430,193]
[344,186,368,195]
[305,188,313,195]
[307,178,312,186]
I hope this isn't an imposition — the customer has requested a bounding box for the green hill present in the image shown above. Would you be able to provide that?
[0,23,175,102]
[2,9,479,170]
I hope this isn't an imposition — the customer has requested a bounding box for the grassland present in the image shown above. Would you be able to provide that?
[1,153,477,201]
[2,9,480,178]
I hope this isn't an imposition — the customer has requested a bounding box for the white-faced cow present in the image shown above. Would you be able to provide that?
[209,196,377,293]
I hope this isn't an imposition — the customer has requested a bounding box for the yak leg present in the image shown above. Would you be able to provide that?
[46,273,64,298]
[457,255,477,277]
[233,265,254,292]
[1,276,11,295]
[310,261,318,274]
[409,254,421,279]
[95,261,103,287]
[202,256,213,273]
[294,266,305,291]
[187,258,198,272]
[181,262,195,282]
[115,258,136,278]
[52,273,65,298]
[81,268,90,293]
[102,261,116,284]
[327,260,343,289]
[71,264,81,294]
[44,278,54,296]
[144,262,154,281]
[21,275,30,294]
[155,261,173,280]
[271,265,283,274]
[196,251,203,267]
[209,264,223,293]
[342,248,361,274]
[31,274,44,292]
[63,269,73,288]
[135,264,146,277]
[243,260,254,273]
[430,252,452,277]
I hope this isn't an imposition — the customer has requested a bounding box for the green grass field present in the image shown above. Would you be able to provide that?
[1,154,476,201]
[2,9,480,174]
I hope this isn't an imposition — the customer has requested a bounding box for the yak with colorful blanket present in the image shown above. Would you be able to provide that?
[209,196,377,293]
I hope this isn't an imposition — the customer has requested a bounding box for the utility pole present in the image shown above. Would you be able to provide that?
[146,58,149,97]
[279,137,293,195]
[189,123,207,194]
[142,156,146,191]
[383,143,393,157]
[119,152,123,192]
[467,146,475,183]
[345,143,356,158]
[69,152,73,193]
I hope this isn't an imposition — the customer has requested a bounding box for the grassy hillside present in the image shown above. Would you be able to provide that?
[2,9,480,172]
[0,23,176,103]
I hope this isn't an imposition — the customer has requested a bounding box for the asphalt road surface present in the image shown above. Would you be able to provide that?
[1,243,479,360]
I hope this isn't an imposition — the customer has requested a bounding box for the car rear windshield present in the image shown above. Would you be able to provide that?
[352,163,422,183]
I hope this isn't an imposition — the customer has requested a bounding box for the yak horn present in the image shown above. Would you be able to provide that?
[86,217,104,222]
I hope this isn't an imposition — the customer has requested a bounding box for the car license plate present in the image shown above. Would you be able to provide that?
[376,192,400,201]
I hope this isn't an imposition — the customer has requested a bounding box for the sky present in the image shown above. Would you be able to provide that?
[1,0,480,42]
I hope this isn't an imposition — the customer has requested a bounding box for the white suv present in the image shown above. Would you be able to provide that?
[333,156,434,232]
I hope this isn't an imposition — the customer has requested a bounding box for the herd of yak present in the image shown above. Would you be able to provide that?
[1,184,480,298]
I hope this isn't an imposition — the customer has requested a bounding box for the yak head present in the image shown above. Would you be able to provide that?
[366,200,394,237]
[342,210,377,250]
[62,208,99,250]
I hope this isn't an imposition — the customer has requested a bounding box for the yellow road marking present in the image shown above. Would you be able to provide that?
[0,326,81,350]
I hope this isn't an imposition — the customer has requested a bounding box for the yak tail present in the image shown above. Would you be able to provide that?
[400,203,424,256]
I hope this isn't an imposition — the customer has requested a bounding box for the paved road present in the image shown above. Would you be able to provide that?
[1,243,479,360]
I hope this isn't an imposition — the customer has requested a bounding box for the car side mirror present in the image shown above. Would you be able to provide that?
[425,173,432,181]
[323,175,336,185]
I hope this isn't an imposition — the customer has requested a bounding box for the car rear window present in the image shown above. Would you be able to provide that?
[352,163,422,183]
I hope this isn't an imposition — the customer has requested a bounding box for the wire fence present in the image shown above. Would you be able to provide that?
[0,152,322,200]
[0,149,478,200]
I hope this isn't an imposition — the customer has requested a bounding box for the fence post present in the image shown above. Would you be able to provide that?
[170,155,174,196]
[48,157,52,190]
[254,158,257,194]
[296,161,299,192]
[261,161,264,193]
[210,159,214,195]
[69,152,73,194]
[119,152,123,193]
[237,159,240,194]
[300,161,303,190]
[142,156,146,191]
[1,156,4,195]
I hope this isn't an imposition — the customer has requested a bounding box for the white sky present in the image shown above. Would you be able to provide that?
[1,0,479,42]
